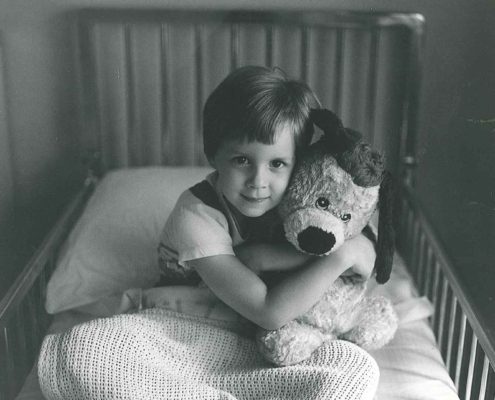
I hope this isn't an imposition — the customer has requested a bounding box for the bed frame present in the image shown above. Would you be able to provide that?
[1,9,494,400]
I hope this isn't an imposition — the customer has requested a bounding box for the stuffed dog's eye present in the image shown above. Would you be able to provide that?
[341,213,351,222]
[316,197,330,210]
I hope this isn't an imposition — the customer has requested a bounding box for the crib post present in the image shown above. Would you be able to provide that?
[398,15,424,189]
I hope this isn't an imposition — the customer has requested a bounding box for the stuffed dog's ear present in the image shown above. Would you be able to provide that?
[310,108,344,133]
[310,108,362,154]
[375,171,395,284]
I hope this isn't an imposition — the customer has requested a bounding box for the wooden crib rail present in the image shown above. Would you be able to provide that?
[0,181,94,400]
[397,182,495,400]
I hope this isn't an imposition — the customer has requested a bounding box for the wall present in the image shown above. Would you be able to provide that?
[0,4,83,295]
[0,0,493,298]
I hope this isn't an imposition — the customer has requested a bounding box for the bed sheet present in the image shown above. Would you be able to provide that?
[369,257,459,400]
[16,257,459,400]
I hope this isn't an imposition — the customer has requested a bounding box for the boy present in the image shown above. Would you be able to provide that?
[158,66,375,330]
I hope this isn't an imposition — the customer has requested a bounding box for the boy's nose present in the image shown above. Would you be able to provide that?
[248,166,268,188]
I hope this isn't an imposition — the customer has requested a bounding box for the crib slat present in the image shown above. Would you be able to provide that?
[399,197,410,255]
[414,223,423,279]
[488,366,495,400]
[26,288,39,357]
[410,219,420,276]
[3,325,18,398]
[478,355,489,400]
[34,273,45,343]
[430,261,441,328]
[1,326,14,398]
[465,335,478,399]
[455,313,468,389]
[404,208,414,266]
[422,247,434,297]
[414,231,422,284]
[37,267,52,335]
[416,234,426,289]
[479,345,491,399]
[436,277,449,350]
[445,296,458,371]
[15,307,28,379]
[421,238,431,294]
[0,328,5,395]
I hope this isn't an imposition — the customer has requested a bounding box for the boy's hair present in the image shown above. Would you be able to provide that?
[203,66,320,160]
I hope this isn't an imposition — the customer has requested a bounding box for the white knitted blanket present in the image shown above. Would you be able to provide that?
[38,308,379,400]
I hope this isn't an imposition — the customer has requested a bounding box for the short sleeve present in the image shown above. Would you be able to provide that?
[160,197,235,265]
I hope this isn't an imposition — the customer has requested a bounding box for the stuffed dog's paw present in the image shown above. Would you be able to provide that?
[256,320,331,366]
[341,296,398,350]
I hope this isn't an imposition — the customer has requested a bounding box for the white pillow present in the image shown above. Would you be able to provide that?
[46,166,213,314]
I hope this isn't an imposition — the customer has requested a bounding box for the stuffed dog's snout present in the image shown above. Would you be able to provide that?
[297,227,336,255]
[284,208,346,256]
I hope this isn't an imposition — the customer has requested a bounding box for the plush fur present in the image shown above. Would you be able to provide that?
[256,109,398,366]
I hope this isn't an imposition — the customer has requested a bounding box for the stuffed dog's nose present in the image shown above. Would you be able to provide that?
[297,227,336,255]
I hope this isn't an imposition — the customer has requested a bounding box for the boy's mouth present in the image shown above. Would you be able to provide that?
[241,194,270,203]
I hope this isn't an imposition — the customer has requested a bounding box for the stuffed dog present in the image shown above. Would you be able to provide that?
[256,109,398,366]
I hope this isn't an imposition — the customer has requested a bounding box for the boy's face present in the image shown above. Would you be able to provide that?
[211,125,296,218]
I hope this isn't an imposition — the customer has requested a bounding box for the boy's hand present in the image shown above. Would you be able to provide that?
[335,234,376,280]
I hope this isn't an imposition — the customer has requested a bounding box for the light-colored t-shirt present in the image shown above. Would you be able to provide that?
[157,172,281,285]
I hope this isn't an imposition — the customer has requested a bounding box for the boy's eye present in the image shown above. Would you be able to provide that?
[232,156,249,166]
[270,160,286,169]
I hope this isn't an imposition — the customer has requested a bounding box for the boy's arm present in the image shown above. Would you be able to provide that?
[234,241,312,273]
[188,253,347,330]
[187,234,375,330]
[235,232,375,277]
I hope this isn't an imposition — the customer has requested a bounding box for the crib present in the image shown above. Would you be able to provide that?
[0,8,494,400]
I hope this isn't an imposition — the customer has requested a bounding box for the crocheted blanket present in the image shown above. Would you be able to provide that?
[39,308,379,400]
